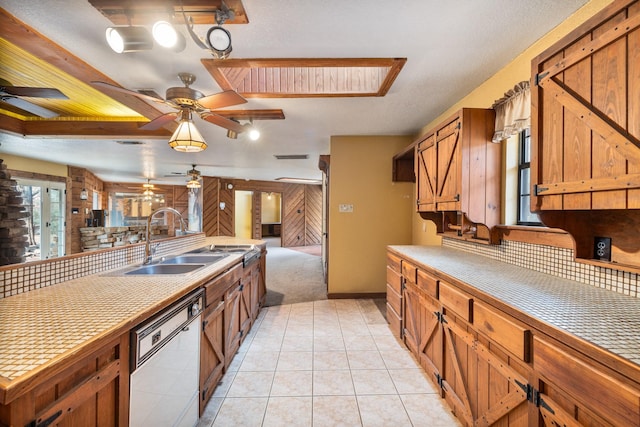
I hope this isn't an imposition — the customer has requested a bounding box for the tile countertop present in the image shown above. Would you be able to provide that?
[389,245,640,367]
[0,237,264,385]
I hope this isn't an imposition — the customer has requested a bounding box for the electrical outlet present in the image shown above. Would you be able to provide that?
[338,204,353,213]
[593,236,611,261]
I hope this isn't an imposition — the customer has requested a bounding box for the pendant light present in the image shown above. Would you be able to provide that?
[168,110,207,152]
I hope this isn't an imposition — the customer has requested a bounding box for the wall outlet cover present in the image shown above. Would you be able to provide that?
[593,236,612,261]
[338,204,354,213]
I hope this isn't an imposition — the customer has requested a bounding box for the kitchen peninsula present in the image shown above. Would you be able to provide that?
[0,234,266,427]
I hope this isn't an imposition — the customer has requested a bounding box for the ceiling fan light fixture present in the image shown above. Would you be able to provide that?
[186,178,201,189]
[106,26,153,53]
[152,21,186,52]
[168,112,207,152]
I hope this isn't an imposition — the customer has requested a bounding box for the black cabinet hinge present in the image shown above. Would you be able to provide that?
[456,121,461,130]
[26,410,62,427]
[514,380,555,415]
[434,311,447,324]
[535,71,550,86]
[434,373,445,389]
[534,184,548,195]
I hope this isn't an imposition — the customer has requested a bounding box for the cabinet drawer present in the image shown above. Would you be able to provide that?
[417,269,438,299]
[439,281,473,322]
[401,260,417,284]
[387,252,402,273]
[386,284,402,317]
[386,266,402,295]
[204,263,242,307]
[386,302,402,337]
[534,336,640,427]
[474,301,530,362]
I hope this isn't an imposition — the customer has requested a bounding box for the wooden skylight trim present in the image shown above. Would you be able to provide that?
[201,58,407,98]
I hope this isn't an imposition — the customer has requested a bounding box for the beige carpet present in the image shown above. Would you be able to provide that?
[264,246,327,306]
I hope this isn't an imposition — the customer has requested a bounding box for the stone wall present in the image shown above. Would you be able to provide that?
[0,160,29,265]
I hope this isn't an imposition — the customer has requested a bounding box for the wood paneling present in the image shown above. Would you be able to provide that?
[282,183,305,247]
[202,58,407,97]
[202,177,220,237]
[304,184,322,245]
[219,186,234,237]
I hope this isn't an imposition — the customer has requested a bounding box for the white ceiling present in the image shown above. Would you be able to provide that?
[0,0,589,185]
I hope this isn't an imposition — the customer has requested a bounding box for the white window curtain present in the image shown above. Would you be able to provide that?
[491,80,530,143]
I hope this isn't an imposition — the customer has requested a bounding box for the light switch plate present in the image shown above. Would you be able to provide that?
[338,204,354,213]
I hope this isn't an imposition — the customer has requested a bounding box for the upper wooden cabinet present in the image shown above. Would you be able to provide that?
[416,108,500,243]
[531,0,640,270]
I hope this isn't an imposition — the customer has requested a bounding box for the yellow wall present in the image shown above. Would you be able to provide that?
[1,153,68,177]
[234,190,253,239]
[328,135,414,294]
[412,0,614,244]
[261,192,282,224]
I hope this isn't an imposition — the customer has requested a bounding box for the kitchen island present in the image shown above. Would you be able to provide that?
[388,245,640,427]
[0,235,266,427]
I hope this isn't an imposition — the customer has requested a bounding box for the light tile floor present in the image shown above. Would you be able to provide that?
[197,299,462,427]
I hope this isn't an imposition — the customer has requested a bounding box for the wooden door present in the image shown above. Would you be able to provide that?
[282,183,305,247]
[416,134,437,212]
[200,300,225,413]
[436,116,462,212]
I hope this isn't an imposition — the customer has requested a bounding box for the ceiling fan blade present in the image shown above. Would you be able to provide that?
[198,90,247,110]
[139,112,178,130]
[1,97,59,118]
[201,112,248,133]
[1,86,68,99]
[91,81,170,105]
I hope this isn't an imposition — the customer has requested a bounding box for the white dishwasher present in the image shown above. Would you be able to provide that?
[130,289,203,427]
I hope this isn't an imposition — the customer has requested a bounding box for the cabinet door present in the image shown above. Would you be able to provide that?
[224,280,242,367]
[416,134,437,212]
[436,116,462,212]
[533,335,640,427]
[1,335,128,427]
[402,280,420,354]
[532,1,640,211]
[239,269,253,336]
[250,262,260,320]
[200,300,225,413]
[440,310,530,427]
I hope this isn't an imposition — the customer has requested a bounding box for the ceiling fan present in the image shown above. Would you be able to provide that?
[92,72,247,133]
[0,78,69,118]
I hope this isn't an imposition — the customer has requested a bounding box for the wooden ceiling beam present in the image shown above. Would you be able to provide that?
[18,121,172,138]
[0,8,170,132]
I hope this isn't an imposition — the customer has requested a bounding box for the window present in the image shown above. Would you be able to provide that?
[15,178,66,261]
[517,129,541,225]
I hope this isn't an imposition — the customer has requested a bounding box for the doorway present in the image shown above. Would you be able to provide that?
[234,190,253,238]
[15,178,66,261]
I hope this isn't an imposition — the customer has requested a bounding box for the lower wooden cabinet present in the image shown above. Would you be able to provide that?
[200,299,225,413]
[0,334,129,427]
[386,249,640,427]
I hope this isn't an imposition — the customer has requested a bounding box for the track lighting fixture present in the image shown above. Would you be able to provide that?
[105,26,153,53]
[152,21,186,52]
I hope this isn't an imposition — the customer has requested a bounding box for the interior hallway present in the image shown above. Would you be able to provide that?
[197,241,461,426]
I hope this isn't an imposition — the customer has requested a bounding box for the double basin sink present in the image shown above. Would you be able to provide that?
[125,252,229,275]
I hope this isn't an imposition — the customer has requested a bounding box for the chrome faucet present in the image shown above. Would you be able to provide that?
[144,207,187,264]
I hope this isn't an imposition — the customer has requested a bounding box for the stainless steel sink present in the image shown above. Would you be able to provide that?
[161,254,228,264]
[125,264,205,275]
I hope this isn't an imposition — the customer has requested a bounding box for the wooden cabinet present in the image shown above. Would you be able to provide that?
[223,265,243,367]
[200,299,225,413]
[533,335,640,427]
[0,334,129,427]
[531,0,640,269]
[387,248,640,427]
[386,252,403,338]
[415,108,500,243]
